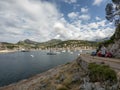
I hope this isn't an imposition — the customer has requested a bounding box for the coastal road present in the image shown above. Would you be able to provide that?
[80,54,120,72]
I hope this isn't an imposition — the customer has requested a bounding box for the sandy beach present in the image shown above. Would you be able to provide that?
[0,50,17,54]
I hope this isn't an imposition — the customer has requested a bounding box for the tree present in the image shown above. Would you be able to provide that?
[105,0,120,26]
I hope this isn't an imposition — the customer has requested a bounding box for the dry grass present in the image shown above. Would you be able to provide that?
[56,84,68,90]
[0,60,84,90]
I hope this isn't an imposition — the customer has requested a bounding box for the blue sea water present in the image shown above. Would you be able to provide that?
[0,50,78,87]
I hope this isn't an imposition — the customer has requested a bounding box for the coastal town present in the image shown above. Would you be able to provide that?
[0,39,97,53]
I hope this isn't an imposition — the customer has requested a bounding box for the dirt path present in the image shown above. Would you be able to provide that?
[80,54,120,72]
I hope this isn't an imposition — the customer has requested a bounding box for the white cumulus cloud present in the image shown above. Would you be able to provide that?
[64,0,77,4]
[0,0,115,43]
[79,14,91,20]
[81,7,88,13]
[95,16,101,20]
[93,0,103,6]
[68,12,79,19]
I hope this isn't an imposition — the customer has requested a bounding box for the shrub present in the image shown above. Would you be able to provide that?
[65,62,70,65]
[56,84,68,90]
[63,78,72,87]
[88,63,117,82]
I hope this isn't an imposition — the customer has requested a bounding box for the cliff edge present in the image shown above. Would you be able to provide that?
[103,24,120,58]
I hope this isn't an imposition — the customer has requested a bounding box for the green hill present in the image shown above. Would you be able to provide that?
[0,39,97,50]
[46,40,97,49]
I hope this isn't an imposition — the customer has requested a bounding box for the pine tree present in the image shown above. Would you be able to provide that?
[105,0,120,26]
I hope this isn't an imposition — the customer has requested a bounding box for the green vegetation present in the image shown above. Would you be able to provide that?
[65,62,70,65]
[98,24,120,46]
[98,37,114,47]
[0,39,97,50]
[49,40,97,48]
[0,42,19,50]
[63,75,72,87]
[56,84,68,90]
[88,63,117,82]
[38,39,62,48]
[114,24,120,40]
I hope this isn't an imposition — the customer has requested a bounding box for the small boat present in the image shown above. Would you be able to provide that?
[47,50,56,55]
[61,50,66,52]
[79,50,82,53]
[78,53,80,56]
[47,52,56,55]
[56,51,61,54]
[30,55,34,58]
[21,49,30,52]
[70,52,73,54]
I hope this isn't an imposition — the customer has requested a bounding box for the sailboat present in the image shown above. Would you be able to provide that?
[47,49,56,55]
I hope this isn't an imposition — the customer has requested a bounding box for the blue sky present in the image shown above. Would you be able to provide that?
[0,0,115,43]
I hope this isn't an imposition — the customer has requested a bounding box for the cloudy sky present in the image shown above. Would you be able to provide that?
[0,0,115,43]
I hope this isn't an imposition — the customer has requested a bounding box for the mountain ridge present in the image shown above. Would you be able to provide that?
[0,39,97,50]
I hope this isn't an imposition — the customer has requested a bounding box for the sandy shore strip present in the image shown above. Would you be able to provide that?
[0,50,17,54]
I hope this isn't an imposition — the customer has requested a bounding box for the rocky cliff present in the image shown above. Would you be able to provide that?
[107,24,120,58]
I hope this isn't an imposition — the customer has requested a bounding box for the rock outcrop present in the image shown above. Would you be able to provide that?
[108,39,120,58]
[77,56,120,90]
[106,24,120,58]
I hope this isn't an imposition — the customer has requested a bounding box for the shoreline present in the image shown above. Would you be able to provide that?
[0,60,78,90]
[0,55,120,90]
[0,50,17,54]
